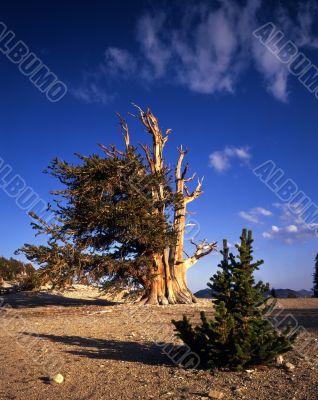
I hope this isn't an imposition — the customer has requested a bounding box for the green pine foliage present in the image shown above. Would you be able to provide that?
[313,254,318,298]
[18,146,176,290]
[0,256,34,281]
[173,229,296,371]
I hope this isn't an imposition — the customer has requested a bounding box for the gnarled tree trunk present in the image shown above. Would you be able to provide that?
[128,105,216,305]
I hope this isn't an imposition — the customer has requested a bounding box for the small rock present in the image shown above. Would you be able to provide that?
[276,355,284,365]
[208,390,224,399]
[52,373,64,384]
[233,387,246,393]
[284,362,295,371]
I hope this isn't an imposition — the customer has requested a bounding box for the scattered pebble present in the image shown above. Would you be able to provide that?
[245,369,254,374]
[276,355,284,365]
[52,373,64,384]
[208,389,225,399]
[284,362,296,372]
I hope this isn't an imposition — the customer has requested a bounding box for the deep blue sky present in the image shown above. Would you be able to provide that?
[1,0,318,291]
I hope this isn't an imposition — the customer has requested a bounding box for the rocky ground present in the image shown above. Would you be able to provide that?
[0,291,317,400]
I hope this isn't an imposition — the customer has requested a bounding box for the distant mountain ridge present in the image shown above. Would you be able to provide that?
[273,289,313,298]
[194,288,313,299]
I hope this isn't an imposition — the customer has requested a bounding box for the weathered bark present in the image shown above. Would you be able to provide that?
[145,252,194,305]
[122,105,217,305]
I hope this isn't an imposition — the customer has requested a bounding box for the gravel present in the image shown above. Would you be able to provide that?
[0,293,317,400]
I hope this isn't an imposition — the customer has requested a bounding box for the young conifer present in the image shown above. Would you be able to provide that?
[173,229,296,370]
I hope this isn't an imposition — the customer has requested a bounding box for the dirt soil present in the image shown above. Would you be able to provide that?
[0,292,317,400]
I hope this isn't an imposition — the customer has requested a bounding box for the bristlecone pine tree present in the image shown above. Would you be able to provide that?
[313,254,318,298]
[18,105,217,304]
[0,256,34,281]
[173,229,296,370]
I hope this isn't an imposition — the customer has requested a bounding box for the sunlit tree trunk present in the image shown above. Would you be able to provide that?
[131,106,216,305]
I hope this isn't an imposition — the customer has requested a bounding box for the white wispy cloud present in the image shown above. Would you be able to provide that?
[209,146,251,172]
[72,1,318,105]
[99,0,260,97]
[239,207,272,224]
[273,202,311,226]
[251,41,290,102]
[263,223,318,243]
[136,13,171,80]
[278,1,318,49]
[262,202,318,243]
[103,47,138,77]
[71,83,116,105]
[251,1,318,102]
[71,48,135,105]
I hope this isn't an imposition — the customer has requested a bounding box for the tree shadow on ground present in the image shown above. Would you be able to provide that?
[2,292,116,308]
[23,332,176,366]
[271,309,318,331]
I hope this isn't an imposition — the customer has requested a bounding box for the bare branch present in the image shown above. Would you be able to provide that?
[184,184,191,197]
[184,239,217,270]
[140,143,155,173]
[165,128,172,136]
[98,143,124,158]
[116,112,130,150]
[131,103,170,172]
[184,173,196,182]
[181,163,189,180]
[185,177,204,203]
[175,146,187,181]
